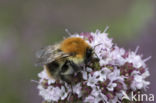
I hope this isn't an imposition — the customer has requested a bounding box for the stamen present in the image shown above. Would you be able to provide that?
[31,80,39,84]
[65,29,72,36]
[143,56,152,62]
[104,25,109,33]
[135,46,140,54]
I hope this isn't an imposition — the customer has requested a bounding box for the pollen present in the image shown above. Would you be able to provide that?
[60,37,90,58]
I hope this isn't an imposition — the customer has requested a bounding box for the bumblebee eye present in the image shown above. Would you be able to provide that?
[86,48,92,58]
[46,62,59,72]
[85,48,92,63]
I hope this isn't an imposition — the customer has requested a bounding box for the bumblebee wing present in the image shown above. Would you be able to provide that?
[35,44,69,66]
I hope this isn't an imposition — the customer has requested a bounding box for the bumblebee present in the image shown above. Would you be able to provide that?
[36,37,92,83]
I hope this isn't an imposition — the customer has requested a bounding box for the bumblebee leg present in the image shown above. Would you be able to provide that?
[60,74,73,84]
[69,61,81,72]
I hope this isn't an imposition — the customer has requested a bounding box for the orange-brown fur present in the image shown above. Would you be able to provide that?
[60,37,90,59]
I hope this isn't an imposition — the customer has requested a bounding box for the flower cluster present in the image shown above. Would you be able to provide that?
[37,30,150,103]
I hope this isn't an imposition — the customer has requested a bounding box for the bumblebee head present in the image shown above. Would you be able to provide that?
[85,47,93,63]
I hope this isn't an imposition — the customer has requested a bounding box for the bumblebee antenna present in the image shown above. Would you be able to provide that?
[92,43,102,58]
[93,43,102,50]
[92,51,98,58]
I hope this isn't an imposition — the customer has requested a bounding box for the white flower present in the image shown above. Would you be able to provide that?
[131,75,150,91]
[107,68,125,91]
[85,86,106,103]
[37,30,150,103]
[131,70,150,91]
[142,70,150,79]
[87,74,98,87]
[38,85,68,102]
[73,83,82,98]
[126,52,146,68]
[38,69,55,84]
[86,67,110,87]
[81,70,88,80]
[84,95,97,103]
[86,67,93,72]
[90,31,113,50]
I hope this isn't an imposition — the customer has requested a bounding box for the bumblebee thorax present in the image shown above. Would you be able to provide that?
[60,37,90,58]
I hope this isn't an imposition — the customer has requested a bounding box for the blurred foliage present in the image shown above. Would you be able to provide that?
[0,0,154,103]
[90,0,153,42]
[0,66,22,103]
